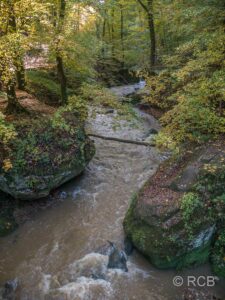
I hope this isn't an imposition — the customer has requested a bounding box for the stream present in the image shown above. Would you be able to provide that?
[0,84,225,300]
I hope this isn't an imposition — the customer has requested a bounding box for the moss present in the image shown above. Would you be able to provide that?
[211,229,225,278]
[124,190,213,270]
[177,242,211,269]
[125,212,211,269]
[124,140,225,276]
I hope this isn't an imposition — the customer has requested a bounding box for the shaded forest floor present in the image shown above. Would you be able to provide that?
[0,90,56,117]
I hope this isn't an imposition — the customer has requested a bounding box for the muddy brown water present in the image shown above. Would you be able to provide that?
[0,85,225,300]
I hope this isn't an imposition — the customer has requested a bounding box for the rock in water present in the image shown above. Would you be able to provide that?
[2,278,18,300]
[124,237,134,256]
[107,241,128,272]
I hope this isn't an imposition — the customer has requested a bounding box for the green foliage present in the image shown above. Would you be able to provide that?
[67,95,88,121]
[144,70,177,109]
[155,132,180,154]
[177,243,211,269]
[195,164,225,225]
[0,110,86,176]
[196,163,225,199]
[0,0,47,86]
[80,83,119,107]
[0,112,17,171]
[80,83,137,122]
[137,0,225,149]
[0,112,17,144]
[180,192,203,237]
[26,70,61,105]
[0,33,22,85]
[161,96,224,144]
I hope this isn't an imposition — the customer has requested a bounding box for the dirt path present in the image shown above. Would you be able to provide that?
[0,90,56,116]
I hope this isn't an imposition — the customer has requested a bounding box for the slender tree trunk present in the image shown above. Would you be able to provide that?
[16,62,26,90]
[6,81,17,110]
[101,13,106,58]
[111,8,115,59]
[56,56,67,105]
[136,0,156,69]
[147,11,156,68]
[120,3,125,68]
[8,6,26,90]
[56,0,67,105]
[5,2,26,112]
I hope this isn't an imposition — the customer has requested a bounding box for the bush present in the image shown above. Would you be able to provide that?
[145,22,225,149]
[160,96,224,144]
[0,112,17,172]
[0,110,86,176]
[67,95,88,121]
[144,70,177,109]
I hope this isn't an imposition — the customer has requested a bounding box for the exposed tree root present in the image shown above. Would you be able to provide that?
[5,101,30,115]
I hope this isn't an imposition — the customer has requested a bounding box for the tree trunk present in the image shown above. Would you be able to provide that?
[16,62,26,90]
[6,81,17,110]
[5,3,26,112]
[55,0,67,105]
[111,8,115,59]
[136,0,156,69]
[101,12,106,58]
[6,80,26,114]
[56,55,67,105]
[147,11,156,68]
[120,3,125,68]
[8,6,26,90]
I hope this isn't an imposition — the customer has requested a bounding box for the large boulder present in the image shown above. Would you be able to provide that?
[0,111,95,200]
[124,139,225,271]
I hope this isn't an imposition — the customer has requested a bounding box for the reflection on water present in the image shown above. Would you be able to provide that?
[0,85,224,300]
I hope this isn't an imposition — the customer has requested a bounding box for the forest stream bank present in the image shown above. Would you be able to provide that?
[0,84,224,300]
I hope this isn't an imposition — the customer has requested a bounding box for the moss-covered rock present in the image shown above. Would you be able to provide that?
[124,193,215,269]
[0,110,95,200]
[211,227,225,278]
[124,139,225,271]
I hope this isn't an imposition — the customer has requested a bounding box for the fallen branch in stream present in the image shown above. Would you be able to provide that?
[88,133,156,147]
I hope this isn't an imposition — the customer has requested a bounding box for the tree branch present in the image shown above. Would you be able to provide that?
[136,0,148,13]
[88,133,156,147]
[136,0,153,17]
